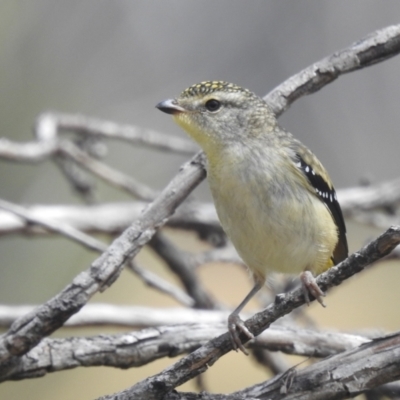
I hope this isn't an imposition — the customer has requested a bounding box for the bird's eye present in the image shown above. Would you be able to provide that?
[205,99,221,112]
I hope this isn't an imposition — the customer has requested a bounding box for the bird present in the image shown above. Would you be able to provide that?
[156,81,348,354]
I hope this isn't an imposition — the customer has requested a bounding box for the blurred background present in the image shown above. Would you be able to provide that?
[1,1,400,399]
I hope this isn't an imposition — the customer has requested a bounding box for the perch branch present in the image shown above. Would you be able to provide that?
[101,226,400,399]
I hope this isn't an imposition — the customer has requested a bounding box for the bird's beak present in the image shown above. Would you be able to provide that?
[156,99,186,115]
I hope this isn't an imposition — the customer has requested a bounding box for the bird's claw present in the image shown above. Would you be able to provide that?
[228,313,254,355]
[300,271,326,307]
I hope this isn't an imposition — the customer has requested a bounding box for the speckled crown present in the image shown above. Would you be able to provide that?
[180,81,251,98]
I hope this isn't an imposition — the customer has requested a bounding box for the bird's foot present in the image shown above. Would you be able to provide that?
[300,271,326,307]
[227,313,254,355]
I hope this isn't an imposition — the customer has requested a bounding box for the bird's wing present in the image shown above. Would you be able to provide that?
[292,145,348,264]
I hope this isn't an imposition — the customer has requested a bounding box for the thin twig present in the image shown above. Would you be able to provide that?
[126,262,195,307]
[0,199,193,307]
[0,198,106,252]
[54,112,198,155]
[0,112,197,163]
[58,140,157,200]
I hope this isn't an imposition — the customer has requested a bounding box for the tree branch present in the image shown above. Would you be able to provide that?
[0,199,193,306]
[58,140,157,200]
[265,24,400,116]
[2,172,400,237]
[52,112,198,155]
[126,262,195,307]
[157,332,400,400]
[0,152,206,365]
[98,226,400,399]
[232,332,400,400]
[0,198,107,252]
[0,112,197,163]
[0,322,370,382]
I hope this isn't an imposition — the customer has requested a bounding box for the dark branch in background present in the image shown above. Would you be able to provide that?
[53,136,102,203]
[99,226,400,399]
[149,232,218,309]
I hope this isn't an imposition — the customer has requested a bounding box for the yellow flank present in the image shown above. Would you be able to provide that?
[158,81,347,283]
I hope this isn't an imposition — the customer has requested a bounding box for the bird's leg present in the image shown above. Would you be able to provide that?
[228,279,263,355]
[300,270,326,307]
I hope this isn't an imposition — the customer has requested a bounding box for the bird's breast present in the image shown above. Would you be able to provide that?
[207,147,337,279]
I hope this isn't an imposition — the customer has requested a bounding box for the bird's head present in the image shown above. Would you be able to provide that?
[156,81,277,153]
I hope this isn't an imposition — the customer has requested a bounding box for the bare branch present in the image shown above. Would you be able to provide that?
[58,140,157,200]
[126,262,195,307]
[0,198,107,252]
[0,323,370,382]
[0,199,192,307]
[0,152,206,365]
[265,24,400,115]
[0,201,222,240]
[157,333,400,400]
[0,137,57,162]
[232,332,400,400]
[2,172,400,237]
[0,112,197,163]
[0,305,231,329]
[54,112,198,155]
[105,226,400,399]
[340,177,400,214]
